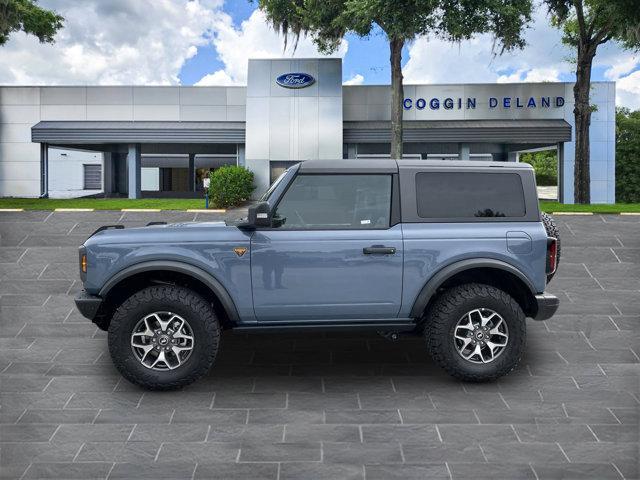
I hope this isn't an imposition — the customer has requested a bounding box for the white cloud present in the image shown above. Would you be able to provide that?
[0,0,224,85]
[403,10,571,85]
[402,8,639,108]
[600,52,640,108]
[197,9,348,85]
[497,67,561,83]
[343,73,364,85]
[0,2,345,88]
[195,70,237,86]
[616,70,640,109]
[604,54,639,81]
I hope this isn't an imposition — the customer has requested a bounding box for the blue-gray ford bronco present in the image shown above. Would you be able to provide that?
[75,160,560,390]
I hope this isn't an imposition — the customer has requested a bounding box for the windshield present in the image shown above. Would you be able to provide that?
[260,169,289,202]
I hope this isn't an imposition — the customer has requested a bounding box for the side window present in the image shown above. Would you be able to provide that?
[272,174,392,229]
[416,172,526,219]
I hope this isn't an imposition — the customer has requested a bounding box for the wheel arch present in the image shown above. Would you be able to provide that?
[410,259,538,320]
[98,261,240,329]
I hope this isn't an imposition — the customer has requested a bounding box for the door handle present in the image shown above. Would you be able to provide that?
[363,245,396,255]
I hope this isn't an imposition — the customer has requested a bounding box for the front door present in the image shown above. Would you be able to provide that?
[251,173,403,321]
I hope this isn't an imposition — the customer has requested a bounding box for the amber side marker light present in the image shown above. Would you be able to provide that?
[81,254,87,273]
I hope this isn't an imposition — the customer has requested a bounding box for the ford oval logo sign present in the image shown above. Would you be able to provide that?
[275,72,315,89]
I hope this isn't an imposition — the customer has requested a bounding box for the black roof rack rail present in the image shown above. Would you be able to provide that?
[146,221,167,226]
[89,224,124,237]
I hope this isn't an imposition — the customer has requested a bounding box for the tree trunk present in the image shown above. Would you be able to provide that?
[573,47,595,204]
[390,37,404,160]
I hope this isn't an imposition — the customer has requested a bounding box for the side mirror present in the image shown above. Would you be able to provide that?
[246,201,272,228]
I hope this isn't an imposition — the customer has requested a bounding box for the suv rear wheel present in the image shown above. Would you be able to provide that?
[108,285,220,390]
[425,283,525,382]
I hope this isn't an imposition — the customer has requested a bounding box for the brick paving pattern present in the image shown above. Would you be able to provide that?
[0,211,638,479]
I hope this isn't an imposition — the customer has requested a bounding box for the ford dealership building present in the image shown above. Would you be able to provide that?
[0,58,616,203]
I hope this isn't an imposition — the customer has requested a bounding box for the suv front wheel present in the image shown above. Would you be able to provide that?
[108,285,220,390]
[425,283,526,382]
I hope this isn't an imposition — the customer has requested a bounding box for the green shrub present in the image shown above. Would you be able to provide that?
[520,151,558,186]
[616,108,640,203]
[208,166,255,208]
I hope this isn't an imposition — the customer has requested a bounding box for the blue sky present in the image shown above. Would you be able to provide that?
[179,0,255,85]
[178,0,622,87]
[179,1,418,85]
[181,27,402,85]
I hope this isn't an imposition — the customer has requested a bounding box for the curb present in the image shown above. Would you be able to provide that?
[551,212,593,215]
[187,209,226,213]
[1,208,231,212]
[120,209,162,212]
[54,208,94,212]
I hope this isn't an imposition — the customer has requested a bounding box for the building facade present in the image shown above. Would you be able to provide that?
[0,58,616,203]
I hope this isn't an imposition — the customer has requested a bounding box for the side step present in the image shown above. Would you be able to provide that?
[232,319,417,333]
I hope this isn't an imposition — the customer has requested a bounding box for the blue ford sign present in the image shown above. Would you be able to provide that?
[276,72,315,89]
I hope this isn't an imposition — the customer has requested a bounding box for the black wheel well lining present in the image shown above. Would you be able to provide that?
[96,264,239,330]
[413,263,538,321]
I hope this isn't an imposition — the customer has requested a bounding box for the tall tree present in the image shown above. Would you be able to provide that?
[0,0,63,46]
[258,0,532,159]
[545,0,640,203]
[615,107,640,203]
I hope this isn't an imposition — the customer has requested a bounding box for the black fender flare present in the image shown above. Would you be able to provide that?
[99,260,240,323]
[409,258,537,318]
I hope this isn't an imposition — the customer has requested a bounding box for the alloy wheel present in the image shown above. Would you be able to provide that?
[130,312,194,370]
[453,308,509,364]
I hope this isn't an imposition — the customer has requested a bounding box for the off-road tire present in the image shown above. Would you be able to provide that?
[108,285,220,390]
[541,212,561,282]
[425,283,526,382]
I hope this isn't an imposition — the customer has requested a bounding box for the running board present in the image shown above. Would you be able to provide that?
[232,319,417,333]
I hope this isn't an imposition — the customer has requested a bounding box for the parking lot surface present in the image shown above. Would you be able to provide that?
[0,211,638,480]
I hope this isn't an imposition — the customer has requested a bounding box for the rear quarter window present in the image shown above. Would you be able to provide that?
[416,172,526,219]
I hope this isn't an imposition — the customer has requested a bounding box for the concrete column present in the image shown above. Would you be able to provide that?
[497,144,509,162]
[237,144,246,167]
[188,153,196,192]
[40,143,49,198]
[103,152,113,194]
[246,158,270,197]
[127,143,141,199]
[458,143,470,161]
[113,152,128,195]
[346,144,357,159]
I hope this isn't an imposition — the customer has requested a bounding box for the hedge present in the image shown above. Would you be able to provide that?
[208,166,255,208]
[520,151,558,186]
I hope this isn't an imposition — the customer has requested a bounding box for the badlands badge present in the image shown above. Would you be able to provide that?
[233,247,247,257]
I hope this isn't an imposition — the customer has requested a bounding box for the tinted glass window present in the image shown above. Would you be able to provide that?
[416,172,525,218]
[273,174,392,229]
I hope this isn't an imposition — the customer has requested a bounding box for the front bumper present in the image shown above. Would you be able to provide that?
[75,290,103,321]
[532,293,559,320]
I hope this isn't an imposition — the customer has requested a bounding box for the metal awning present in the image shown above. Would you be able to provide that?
[343,119,572,144]
[32,121,246,144]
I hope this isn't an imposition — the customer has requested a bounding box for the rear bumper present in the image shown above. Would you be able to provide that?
[532,293,559,320]
[75,290,103,321]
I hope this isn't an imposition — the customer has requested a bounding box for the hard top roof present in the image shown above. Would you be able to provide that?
[298,159,533,174]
